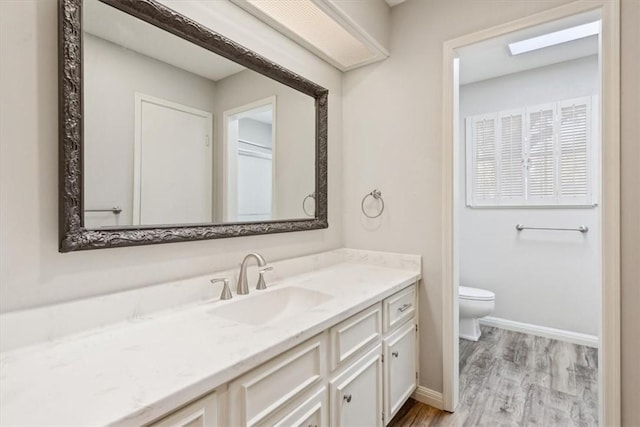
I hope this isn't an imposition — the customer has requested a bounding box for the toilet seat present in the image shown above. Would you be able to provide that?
[459,286,495,301]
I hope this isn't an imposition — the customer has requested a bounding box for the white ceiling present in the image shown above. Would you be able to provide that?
[457,10,600,85]
[83,0,245,82]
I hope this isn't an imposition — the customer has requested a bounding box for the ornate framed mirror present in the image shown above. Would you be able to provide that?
[58,0,328,252]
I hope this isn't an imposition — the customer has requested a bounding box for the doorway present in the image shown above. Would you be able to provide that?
[223,96,277,222]
[133,93,213,225]
[442,2,620,425]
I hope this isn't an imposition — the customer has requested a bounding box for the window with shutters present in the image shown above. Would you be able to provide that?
[465,96,596,207]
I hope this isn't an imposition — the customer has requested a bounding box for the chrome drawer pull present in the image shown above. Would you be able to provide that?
[398,303,412,313]
[392,351,399,358]
[344,394,352,403]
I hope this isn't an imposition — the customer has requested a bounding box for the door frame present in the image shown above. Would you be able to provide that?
[441,1,620,425]
[133,92,213,225]
[222,96,277,222]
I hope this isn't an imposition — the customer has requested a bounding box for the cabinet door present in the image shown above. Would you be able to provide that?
[330,345,383,427]
[383,322,417,423]
[150,390,217,427]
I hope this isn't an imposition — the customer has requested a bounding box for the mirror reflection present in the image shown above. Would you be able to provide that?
[82,0,316,228]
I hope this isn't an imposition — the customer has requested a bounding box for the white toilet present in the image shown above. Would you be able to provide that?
[459,286,495,341]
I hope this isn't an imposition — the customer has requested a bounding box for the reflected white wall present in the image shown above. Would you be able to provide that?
[214,70,316,220]
[83,34,217,226]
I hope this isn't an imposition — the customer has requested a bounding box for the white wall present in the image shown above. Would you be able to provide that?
[214,69,316,220]
[458,56,600,336]
[83,34,218,227]
[460,55,598,117]
[0,0,342,313]
[342,0,580,393]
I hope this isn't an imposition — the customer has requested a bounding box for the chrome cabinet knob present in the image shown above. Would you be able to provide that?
[343,394,352,403]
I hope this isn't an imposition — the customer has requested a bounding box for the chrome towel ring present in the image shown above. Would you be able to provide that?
[302,192,316,217]
[361,189,384,218]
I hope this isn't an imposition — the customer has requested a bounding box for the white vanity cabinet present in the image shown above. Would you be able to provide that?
[150,283,418,427]
[328,284,418,427]
[0,253,423,427]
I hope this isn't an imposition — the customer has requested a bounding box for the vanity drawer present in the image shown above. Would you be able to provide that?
[257,387,328,427]
[330,303,382,370]
[383,285,416,332]
[149,389,218,427]
[227,332,327,427]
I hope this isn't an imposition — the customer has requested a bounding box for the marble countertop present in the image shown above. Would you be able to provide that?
[0,260,420,426]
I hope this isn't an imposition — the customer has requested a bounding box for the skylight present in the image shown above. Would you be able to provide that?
[508,21,600,56]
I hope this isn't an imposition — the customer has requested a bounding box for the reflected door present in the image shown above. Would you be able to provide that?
[134,94,213,225]
[224,98,275,222]
[237,150,272,221]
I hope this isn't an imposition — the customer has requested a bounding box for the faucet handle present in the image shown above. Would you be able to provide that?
[211,278,232,300]
[256,266,273,291]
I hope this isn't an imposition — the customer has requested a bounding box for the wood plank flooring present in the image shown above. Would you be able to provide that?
[389,326,598,427]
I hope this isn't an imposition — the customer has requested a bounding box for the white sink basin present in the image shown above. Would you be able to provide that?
[210,286,333,326]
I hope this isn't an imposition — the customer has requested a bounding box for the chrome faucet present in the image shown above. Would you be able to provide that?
[236,253,267,295]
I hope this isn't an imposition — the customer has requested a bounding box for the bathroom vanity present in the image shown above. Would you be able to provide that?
[0,249,421,426]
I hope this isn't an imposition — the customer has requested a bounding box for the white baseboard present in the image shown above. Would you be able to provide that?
[411,386,444,410]
[480,316,599,348]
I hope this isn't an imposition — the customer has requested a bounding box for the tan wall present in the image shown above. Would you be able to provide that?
[0,0,343,312]
[620,0,640,425]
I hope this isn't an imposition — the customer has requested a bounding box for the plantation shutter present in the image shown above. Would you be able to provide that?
[465,97,595,207]
[526,103,557,201]
[498,110,525,201]
[558,97,591,204]
[467,114,498,205]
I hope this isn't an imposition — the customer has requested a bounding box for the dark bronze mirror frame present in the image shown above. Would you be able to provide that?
[58,0,328,252]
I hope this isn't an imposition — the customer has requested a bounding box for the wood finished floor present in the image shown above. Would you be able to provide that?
[389,326,598,427]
